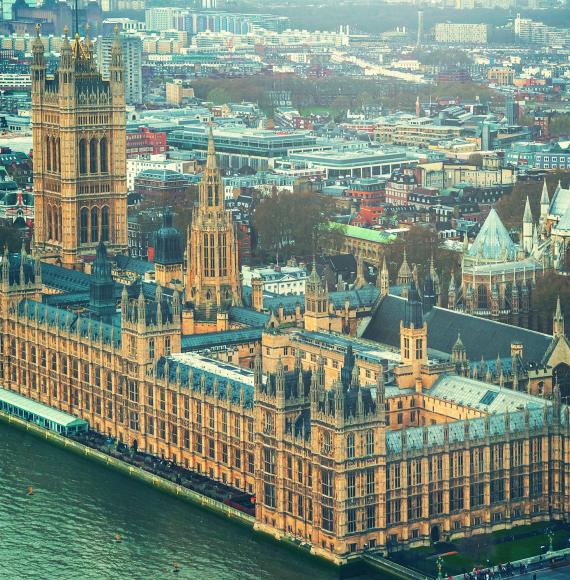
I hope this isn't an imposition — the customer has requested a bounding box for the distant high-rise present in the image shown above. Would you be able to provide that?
[416,11,423,48]
[505,98,519,125]
[96,33,142,105]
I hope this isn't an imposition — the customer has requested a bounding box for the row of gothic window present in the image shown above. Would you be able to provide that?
[80,207,110,244]
[79,138,109,175]
[45,136,60,173]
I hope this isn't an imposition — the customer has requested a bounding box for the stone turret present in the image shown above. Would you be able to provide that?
[522,196,533,255]
[553,296,565,337]
[397,249,412,287]
[378,256,390,296]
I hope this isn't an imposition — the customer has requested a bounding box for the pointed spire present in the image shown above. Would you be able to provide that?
[206,124,218,171]
[397,248,412,285]
[553,295,564,337]
[378,255,390,296]
[523,196,533,223]
[540,178,550,207]
[448,269,456,292]
[350,363,360,389]
[355,254,366,288]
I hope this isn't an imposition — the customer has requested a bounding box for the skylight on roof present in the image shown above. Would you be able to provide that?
[480,391,499,406]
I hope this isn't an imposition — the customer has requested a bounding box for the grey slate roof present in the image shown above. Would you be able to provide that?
[428,374,546,414]
[181,327,262,351]
[114,255,155,276]
[18,299,121,346]
[363,295,553,363]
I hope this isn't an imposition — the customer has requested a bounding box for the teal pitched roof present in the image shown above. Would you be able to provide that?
[549,183,570,218]
[554,204,570,232]
[385,405,555,456]
[467,208,517,261]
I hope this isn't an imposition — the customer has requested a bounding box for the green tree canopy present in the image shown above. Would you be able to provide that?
[252,190,338,260]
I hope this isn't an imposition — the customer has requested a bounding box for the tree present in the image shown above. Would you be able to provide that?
[383,225,460,290]
[495,171,570,230]
[467,153,484,167]
[531,273,570,334]
[252,190,337,260]
[0,222,23,252]
[206,87,232,105]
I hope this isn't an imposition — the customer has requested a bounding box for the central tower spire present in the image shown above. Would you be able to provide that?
[185,125,242,325]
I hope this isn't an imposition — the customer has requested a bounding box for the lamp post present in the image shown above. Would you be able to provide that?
[547,528,554,553]
[436,555,444,580]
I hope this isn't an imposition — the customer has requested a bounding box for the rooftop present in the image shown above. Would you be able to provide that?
[0,387,88,428]
[364,294,553,363]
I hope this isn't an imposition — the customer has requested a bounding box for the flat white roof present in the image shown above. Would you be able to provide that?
[170,352,265,385]
[0,387,87,427]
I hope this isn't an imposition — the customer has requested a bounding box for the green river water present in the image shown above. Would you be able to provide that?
[0,424,381,580]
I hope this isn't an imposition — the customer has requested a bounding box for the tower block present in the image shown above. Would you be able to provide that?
[32,26,128,268]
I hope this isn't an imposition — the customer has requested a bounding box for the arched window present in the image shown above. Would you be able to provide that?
[90,207,99,242]
[100,138,108,173]
[366,430,375,455]
[56,138,61,172]
[477,285,488,309]
[79,139,87,174]
[101,206,109,242]
[52,207,57,241]
[504,282,512,308]
[47,206,53,240]
[347,433,355,459]
[89,138,98,174]
[51,137,57,174]
[45,136,51,172]
[80,208,88,243]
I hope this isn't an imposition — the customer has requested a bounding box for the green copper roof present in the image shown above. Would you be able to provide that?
[339,223,396,244]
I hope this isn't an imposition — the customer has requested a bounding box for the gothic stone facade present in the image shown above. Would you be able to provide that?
[31,29,128,267]
[1,253,570,563]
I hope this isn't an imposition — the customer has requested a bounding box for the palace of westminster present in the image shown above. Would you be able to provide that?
[2,28,570,563]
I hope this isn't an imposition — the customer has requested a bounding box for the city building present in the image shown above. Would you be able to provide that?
[166,80,195,106]
[376,117,464,148]
[31,27,128,267]
[288,149,416,180]
[133,168,194,206]
[168,126,318,171]
[242,264,308,296]
[95,32,143,105]
[434,23,487,44]
[488,67,514,86]
[126,128,168,160]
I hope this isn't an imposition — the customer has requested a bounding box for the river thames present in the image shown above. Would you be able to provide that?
[0,425,381,579]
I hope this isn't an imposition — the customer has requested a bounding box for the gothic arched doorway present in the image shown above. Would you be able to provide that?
[431,525,440,543]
